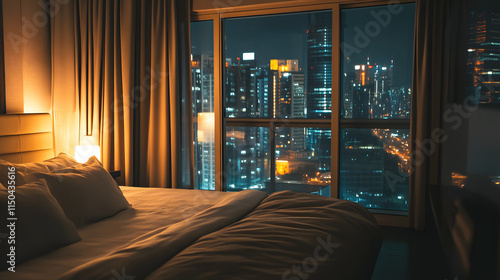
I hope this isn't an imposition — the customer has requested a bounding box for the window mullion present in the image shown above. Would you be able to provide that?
[331,3,341,199]
[270,121,276,193]
[215,14,224,192]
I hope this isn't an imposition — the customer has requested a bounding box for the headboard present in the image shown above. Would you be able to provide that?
[0,114,55,163]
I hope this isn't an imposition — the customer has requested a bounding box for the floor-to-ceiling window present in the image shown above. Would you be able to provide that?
[339,5,415,212]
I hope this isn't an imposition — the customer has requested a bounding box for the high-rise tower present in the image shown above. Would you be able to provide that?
[468,11,500,103]
[307,12,333,172]
[307,12,333,119]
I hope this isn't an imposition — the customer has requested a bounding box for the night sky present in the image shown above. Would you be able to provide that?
[191,21,214,57]
[224,12,310,70]
[342,4,416,87]
[192,3,416,87]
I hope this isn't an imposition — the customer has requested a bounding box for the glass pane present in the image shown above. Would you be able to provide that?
[192,21,215,190]
[225,127,271,192]
[224,11,332,119]
[340,129,410,211]
[275,127,331,197]
[467,1,500,104]
[341,4,415,119]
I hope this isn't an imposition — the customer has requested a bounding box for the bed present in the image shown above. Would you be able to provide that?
[0,114,382,280]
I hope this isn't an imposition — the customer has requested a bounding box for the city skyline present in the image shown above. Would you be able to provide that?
[191,7,415,211]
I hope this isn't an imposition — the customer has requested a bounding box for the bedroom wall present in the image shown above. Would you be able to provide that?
[1,0,51,114]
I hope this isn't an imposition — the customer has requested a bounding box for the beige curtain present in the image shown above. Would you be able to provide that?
[54,0,193,188]
[410,0,468,230]
[51,0,79,156]
[0,1,5,115]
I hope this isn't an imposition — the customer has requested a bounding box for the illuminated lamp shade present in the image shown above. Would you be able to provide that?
[197,112,215,143]
[75,145,101,163]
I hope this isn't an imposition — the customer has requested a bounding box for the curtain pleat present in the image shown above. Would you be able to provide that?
[51,0,79,156]
[72,0,193,189]
[148,0,169,188]
[411,0,468,229]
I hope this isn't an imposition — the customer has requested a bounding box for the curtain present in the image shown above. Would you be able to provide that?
[51,0,79,156]
[56,0,193,188]
[410,0,468,230]
[0,0,5,115]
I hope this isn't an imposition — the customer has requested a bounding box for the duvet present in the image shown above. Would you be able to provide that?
[1,187,381,280]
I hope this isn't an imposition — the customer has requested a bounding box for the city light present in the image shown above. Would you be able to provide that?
[192,7,415,207]
[243,52,255,61]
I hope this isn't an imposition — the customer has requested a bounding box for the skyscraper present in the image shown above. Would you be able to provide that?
[192,54,215,190]
[275,71,306,151]
[306,12,333,172]
[224,56,270,191]
[468,11,500,103]
[307,12,333,119]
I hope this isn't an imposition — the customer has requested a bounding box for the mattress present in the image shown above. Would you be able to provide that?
[0,187,381,280]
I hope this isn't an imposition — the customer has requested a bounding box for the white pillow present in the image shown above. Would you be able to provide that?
[0,160,49,187]
[0,179,81,269]
[43,153,81,171]
[0,153,81,186]
[29,162,130,227]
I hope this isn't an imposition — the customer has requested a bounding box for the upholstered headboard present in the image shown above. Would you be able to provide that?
[0,114,55,163]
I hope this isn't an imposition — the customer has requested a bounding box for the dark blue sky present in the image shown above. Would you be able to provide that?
[192,4,416,87]
[342,4,416,86]
[224,12,311,69]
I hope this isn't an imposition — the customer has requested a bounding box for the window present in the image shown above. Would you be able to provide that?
[339,4,415,212]
[223,11,333,197]
[191,21,215,190]
[191,1,416,216]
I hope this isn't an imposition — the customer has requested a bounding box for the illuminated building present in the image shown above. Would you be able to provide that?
[340,129,410,209]
[307,12,332,119]
[344,59,410,119]
[225,64,260,118]
[340,130,385,197]
[224,55,270,191]
[270,59,299,72]
[307,12,333,172]
[276,160,290,175]
[467,11,500,103]
[342,71,355,118]
[277,71,306,151]
[225,127,269,191]
[192,54,215,190]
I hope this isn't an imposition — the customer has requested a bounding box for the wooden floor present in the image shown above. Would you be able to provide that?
[371,226,453,280]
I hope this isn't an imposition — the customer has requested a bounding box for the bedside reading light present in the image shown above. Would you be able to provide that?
[75,145,101,163]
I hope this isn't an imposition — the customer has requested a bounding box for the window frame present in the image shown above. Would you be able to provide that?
[192,0,415,227]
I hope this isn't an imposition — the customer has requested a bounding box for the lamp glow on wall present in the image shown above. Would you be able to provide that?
[75,145,101,163]
[197,112,215,143]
